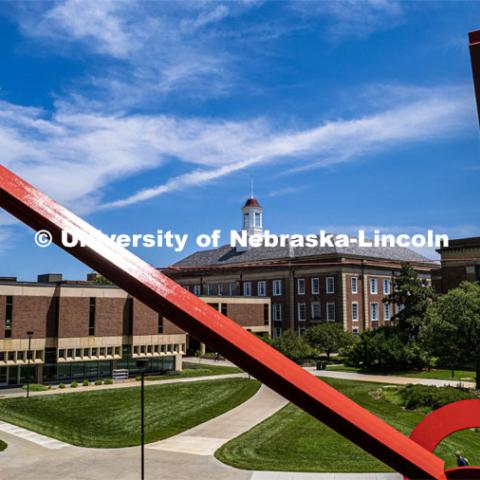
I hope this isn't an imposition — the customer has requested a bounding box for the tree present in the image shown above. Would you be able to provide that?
[265,330,314,364]
[386,263,435,340]
[92,275,113,285]
[423,282,480,388]
[305,323,355,359]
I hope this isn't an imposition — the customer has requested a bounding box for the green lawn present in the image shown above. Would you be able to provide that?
[0,378,259,448]
[141,361,242,381]
[326,364,476,382]
[0,439,6,452]
[216,378,480,472]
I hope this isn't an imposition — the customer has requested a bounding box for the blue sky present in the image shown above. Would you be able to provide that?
[0,0,479,280]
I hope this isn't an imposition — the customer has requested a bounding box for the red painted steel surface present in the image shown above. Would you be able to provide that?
[0,164,446,479]
[470,30,480,125]
[406,400,480,480]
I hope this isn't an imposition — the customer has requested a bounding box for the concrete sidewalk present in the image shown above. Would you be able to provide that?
[0,372,247,399]
[148,384,287,455]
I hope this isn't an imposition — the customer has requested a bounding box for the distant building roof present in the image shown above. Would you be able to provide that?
[243,197,261,208]
[172,240,431,270]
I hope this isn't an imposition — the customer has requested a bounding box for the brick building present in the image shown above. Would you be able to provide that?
[432,236,480,293]
[165,197,435,337]
[0,272,270,387]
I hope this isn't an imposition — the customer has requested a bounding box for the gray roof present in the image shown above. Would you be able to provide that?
[173,240,430,269]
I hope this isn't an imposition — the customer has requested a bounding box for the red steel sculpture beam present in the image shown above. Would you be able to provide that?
[0,164,446,480]
[470,30,480,125]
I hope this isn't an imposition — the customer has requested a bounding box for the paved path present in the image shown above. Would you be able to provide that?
[0,372,247,399]
[0,421,69,449]
[148,384,287,455]
[310,368,476,389]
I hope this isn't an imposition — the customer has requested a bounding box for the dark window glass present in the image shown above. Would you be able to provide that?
[158,314,164,334]
[88,297,96,336]
[5,295,13,337]
[221,304,228,316]
[263,304,269,325]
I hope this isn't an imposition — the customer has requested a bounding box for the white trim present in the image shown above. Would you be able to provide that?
[297,278,305,295]
[326,276,335,294]
[272,279,282,296]
[327,302,336,322]
[311,277,320,294]
[352,302,359,322]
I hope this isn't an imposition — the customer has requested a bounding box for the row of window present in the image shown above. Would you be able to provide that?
[352,302,392,322]
[189,276,392,298]
[0,350,43,364]
[296,302,336,321]
[132,343,185,357]
[58,346,121,361]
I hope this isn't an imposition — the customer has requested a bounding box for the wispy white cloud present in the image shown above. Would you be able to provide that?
[292,0,404,40]
[101,85,474,208]
[0,85,474,212]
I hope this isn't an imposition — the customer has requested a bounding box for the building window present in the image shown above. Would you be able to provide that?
[370,278,378,294]
[244,212,249,227]
[263,304,269,325]
[158,314,164,334]
[243,282,252,296]
[383,279,391,295]
[273,327,282,338]
[311,301,321,320]
[217,284,224,296]
[384,303,391,321]
[255,212,261,227]
[326,277,335,294]
[298,326,306,336]
[272,304,282,321]
[258,281,267,297]
[297,303,306,321]
[297,278,305,295]
[228,282,236,296]
[88,297,96,336]
[193,285,201,296]
[327,302,335,322]
[207,284,215,296]
[352,302,359,322]
[351,277,358,294]
[371,303,379,321]
[272,279,282,296]
[221,303,228,316]
[4,295,13,338]
[311,277,319,294]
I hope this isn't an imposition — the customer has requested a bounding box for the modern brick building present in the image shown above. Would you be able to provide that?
[0,272,270,387]
[432,236,480,293]
[165,197,435,337]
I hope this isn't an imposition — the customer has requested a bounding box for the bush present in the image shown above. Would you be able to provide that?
[21,384,49,392]
[71,380,78,388]
[59,383,66,389]
[104,378,113,385]
[264,330,314,364]
[400,384,475,410]
[343,326,434,371]
[82,380,89,387]
[94,379,103,385]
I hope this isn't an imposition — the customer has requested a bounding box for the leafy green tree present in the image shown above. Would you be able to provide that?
[305,323,355,359]
[265,330,314,364]
[423,282,480,388]
[343,324,435,371]
[386,263,435,340]
[92,275,113,285]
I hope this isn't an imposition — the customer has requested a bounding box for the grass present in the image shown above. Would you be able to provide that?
[0,440,6,452]
[0,378,259,448]
[326,364,476,382]
[216,378,480,473]
[140,361,242,381]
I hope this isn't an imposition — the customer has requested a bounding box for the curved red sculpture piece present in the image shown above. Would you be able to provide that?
[405,399,480,480]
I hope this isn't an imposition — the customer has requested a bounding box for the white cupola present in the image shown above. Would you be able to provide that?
[241,196,263,237]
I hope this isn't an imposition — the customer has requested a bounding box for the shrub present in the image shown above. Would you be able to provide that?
[94,379,103,385]
[21,383,49,392]
[82,380,89,387]
[71,380,78,388]
[400,384,475,410]
[59,383,66,389]
[104,378,113,385]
